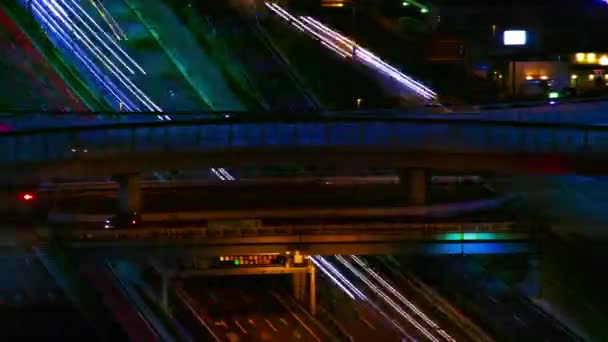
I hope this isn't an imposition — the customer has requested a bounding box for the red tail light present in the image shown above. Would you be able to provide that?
[21,193,35,201]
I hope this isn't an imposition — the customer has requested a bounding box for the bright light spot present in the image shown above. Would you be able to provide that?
[525,75,533,80]
[540,75,549,80]
[589,74,595,80]
[576,53,585,62]
[402,1,409,6]
[571,74,578,79]
[587,53,597,63]
[131,220,136,224]
[549,101,556,105]
[22,193,35,201]
[548,92,559,99]
[420,8,428,13]
[503,30,527,45]
[600,55,608,66]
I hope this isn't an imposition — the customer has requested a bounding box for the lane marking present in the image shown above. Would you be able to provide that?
[176,289,220,341]
[265,318,278,332]
[289,312,321,342]
[248,318,256,327]
[361,318,375,330]
[280,318,288,325]
[234,320,247,334]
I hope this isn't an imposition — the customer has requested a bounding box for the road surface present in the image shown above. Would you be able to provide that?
[406,255,580,341]
[178,275,330,341]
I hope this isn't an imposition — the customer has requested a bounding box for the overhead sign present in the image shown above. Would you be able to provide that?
[217,255,286,267]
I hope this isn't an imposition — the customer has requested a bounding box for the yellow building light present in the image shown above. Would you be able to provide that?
[589,74,595,81]
[576,53,585,62]
[605,74,608,80]
[571,74,578,79]
[525,75,533,80]
[587,53,597,63]
[540,75,549,80]
[600,55,608,66]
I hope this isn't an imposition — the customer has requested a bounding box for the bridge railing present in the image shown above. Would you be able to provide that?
[2,117,608,165]
[52,221,523,242]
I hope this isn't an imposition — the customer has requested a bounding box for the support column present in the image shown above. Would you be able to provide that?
[293,272,305,300]
[399,169,429,205]
[114,174,142,213]
[309,265,316,316]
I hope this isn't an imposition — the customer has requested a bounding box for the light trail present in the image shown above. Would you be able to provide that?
[300,16,436,100]
[31,2,135,110]
[334,255,440,342]
[311,256,367,300]
[315,256,416,340]
[44,0,161,111]
[90,0,128,41]
[34,0,160,111]
[265,2,437,102]
[351,256,456,342]
[58,0,137,75]
[66,0,145,74]
[33,1,153,111]
[309,256,357,299]
[33,0,234,181]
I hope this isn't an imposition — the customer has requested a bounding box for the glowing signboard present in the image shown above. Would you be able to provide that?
[503,30,527,46]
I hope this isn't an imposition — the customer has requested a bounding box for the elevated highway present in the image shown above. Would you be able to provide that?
[45,220,535,257]
[2,116,608,183]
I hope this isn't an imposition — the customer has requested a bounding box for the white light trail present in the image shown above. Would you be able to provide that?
[312,256,367,300]
[66,0,144,74]
[309,256,357,299]
[31,2,135,110]
[38,0,162,111]
[334,255,440,342]
[265,2,437,101]
[351,256,456,342]
[57,0,136,75]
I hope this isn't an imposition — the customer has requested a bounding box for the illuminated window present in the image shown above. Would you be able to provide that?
[540,75,549,80]
[571,74,578,79]
[600,55,608,66]
[587,53,597,63]
[525,75,533,80]
[589,74,595,81]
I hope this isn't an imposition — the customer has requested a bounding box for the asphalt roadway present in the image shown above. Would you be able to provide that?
[177,275,329,342]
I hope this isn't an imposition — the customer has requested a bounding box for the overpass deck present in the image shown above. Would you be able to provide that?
[2,115,608,180]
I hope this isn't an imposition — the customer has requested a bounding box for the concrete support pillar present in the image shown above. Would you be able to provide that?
[309,265,316,316]
[399,169,429,205]
[293,272,305,301]
[114,174,142,213]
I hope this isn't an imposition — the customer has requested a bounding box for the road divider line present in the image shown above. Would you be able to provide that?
[265,318,278,332]
[235,320,247,334]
